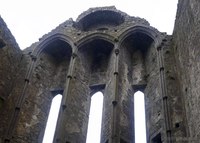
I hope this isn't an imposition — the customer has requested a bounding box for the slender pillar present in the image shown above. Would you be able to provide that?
[157,42,172,143]
[3,55,37,143]
[111,40,120,143]
[53,45,77,143]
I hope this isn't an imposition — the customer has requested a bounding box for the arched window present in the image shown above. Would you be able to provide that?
[42,94,62,143]
[134,91,147,143]
[86,91,104,143]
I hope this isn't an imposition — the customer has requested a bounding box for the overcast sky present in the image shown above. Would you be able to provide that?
[0,0,178,50]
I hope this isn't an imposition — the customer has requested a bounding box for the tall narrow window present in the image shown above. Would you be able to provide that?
[42,94,62,143]
[134,91,147,143]
[152,133,162,143]
[0,39,6,49]
[0,97,4,109]
[86,91,104,143]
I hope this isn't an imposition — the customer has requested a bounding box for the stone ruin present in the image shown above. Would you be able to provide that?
[0,0,200,142]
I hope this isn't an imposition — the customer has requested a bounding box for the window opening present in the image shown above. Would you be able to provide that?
[0,97,4,109]
[120,138,128,143]
[86,91,104,143]
[42,94,62,143]
[152,133,162,143]
[0,39,6,48]
[134,91,147,143]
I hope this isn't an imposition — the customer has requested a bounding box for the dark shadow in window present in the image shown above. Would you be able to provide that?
[152,133,162,143]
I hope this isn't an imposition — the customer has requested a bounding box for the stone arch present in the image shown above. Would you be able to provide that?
[32,33,74,57]
[13,34,75,142]
[119,25,162,47]
[117,25,163,142]
[31,35,74,138]
[77,36,114,77]
[76,32,115,48]
[76,6,126,31]
[35,39,72,65]
[24,34,74,82]
[89,84,105,97]
[119,26,157,84]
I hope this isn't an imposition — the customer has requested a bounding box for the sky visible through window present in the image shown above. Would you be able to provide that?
[43,92,146,143]
[42,94,62,143]
[134,91,147,143]
[86,92,104,143]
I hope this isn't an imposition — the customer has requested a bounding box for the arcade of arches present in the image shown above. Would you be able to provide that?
[1,1,200,142]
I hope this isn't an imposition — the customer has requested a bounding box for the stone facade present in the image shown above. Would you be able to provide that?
[0,0,200,142]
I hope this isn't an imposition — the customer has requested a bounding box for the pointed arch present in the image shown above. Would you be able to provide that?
[78,38,114,74]
[42,94,62,143]
[76,7,125,31]
[118,25,163,47]
[134,91,147,143]
[32,33,74,57]
[77,32,115,48]
[86,91,104,143]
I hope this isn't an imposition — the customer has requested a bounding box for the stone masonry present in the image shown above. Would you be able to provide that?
[0,0,200,142]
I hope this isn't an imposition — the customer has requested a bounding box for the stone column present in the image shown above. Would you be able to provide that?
[110,40,120,143]
[3,55,37,143]
[53,45,77,143]
[157,43,172,143]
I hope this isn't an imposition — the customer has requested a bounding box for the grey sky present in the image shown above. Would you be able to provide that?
[0,0,178,49]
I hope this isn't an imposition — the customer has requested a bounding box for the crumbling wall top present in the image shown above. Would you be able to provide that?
[0,16,20,50]
[75,6,150,31]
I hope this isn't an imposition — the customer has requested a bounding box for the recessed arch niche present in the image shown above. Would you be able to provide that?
[78,39,114,85]
[24,39,73,142]
[77,10,125,31]
[121,31,155,84]
[34,39,72,85]
[119,30,158,142]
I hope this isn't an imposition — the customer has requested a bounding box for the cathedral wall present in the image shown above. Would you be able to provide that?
[172,0,200,142]
[161,35,188,142]
[13,51,69,142]
[118,32,165,143]
[1,3,199,142]
[144,41,162,142]
[0,16,24,142]
[0,39,72,142]
[0,16,21,103]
